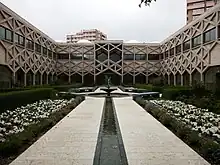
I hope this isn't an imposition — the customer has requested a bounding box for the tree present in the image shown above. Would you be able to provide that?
[139,0,156,8]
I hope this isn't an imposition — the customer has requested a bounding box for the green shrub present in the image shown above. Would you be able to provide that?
[162,86,192,100]
[158,113,173,128]
[134,84,153,91]
[187,131,201,147]
[0,88,55,114]
[201,140,220,164]
[0,87,29,93]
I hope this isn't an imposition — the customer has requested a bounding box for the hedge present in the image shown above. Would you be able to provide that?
[0,84,83,93]
[0,88,55,114]
[162,86,192,100]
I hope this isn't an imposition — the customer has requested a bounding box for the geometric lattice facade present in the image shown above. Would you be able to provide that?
[1,2,220,87]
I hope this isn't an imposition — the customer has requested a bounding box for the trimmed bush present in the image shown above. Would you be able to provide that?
[0,84,83,94]
[134,84,153,91]
[162,86,192,100]
[0,88,55,114]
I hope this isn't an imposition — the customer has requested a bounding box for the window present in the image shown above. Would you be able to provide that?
[170,48,174,56]
[35,43,41,53]
[218,25,220,39]
[204,28,216,43]
[192,35,201,47]
[57,53,69,59]
[183,40,190,51]
[135,54,146,60]
[0,27,5,40]
[84,54,94,60]
[124,54,134,60]
[53,52,56,60]
[14,33,19,44]
[43,47,47,56]
[165,51,169,58]
[5,29,13,42]
[19,36,25,46]
[27,39,34,50]
[148,54,159,61]
[176,44,181,54]
[48,50,52,58]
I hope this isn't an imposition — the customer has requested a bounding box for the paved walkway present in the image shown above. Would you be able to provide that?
[113,97,210,165]
[10,97,104,165]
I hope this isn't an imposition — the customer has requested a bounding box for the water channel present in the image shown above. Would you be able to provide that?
[93,97,128,165]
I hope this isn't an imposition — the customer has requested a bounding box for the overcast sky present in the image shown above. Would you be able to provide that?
[0,0,186,42]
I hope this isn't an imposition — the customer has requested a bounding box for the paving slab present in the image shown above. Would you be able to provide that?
[10,97,104,165]
[113,97,210,165]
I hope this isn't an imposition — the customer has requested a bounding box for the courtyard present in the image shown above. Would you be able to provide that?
[0,85,219,165]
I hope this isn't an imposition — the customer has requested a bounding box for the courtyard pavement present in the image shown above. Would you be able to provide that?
[10,87,210,165]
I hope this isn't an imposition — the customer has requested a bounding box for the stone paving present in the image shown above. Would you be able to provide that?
[10,96,104,165]
[113,96,210,165]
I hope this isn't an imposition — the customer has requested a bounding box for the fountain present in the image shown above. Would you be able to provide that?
[100,76,117,96]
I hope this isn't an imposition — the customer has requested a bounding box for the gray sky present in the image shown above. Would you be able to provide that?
[0,0,186,42]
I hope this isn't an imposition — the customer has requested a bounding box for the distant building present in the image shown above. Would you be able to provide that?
[66,29,107,43]
[187,0,220,23]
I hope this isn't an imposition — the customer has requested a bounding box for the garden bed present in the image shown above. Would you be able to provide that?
[0,96,84,165]
[134,97,220,165]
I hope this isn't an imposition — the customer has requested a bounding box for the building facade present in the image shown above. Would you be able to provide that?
[187,0,219,23]
[66,29,107,43]
[1,2,220,87]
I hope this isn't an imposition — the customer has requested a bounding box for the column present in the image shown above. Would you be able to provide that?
[94,75,96,85]
[168,75,170,85]
[189,73,192,86]
[200,72,204,82]
[68,75,71,84]
[46,74,49,85]
[121,74,123,85]
[24,73,27,87]
[82,75,84,85]
[13,72,16,87]
[181,74,183,86]
[33,74,36,85]
[40,74,43,85]
[146,75,148,84]
[174,75,176,86]
[133,75,135,85]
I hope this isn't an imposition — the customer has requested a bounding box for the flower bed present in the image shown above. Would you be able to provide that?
[150,100,220,140]
[0,99,74,143]
[0,96,84,165]
[134,97,220,165]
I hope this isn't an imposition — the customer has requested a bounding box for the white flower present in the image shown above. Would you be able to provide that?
[0,98,75,143]
[150,99,220,139]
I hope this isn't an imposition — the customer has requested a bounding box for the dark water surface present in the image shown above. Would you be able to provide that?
[93,97,128,165]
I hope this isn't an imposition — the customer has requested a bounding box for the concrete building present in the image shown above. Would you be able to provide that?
[187,0,220,23]
[0,2,220,87]
[66,29,107,43]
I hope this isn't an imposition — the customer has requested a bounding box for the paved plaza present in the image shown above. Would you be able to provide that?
[10,88,210,165]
